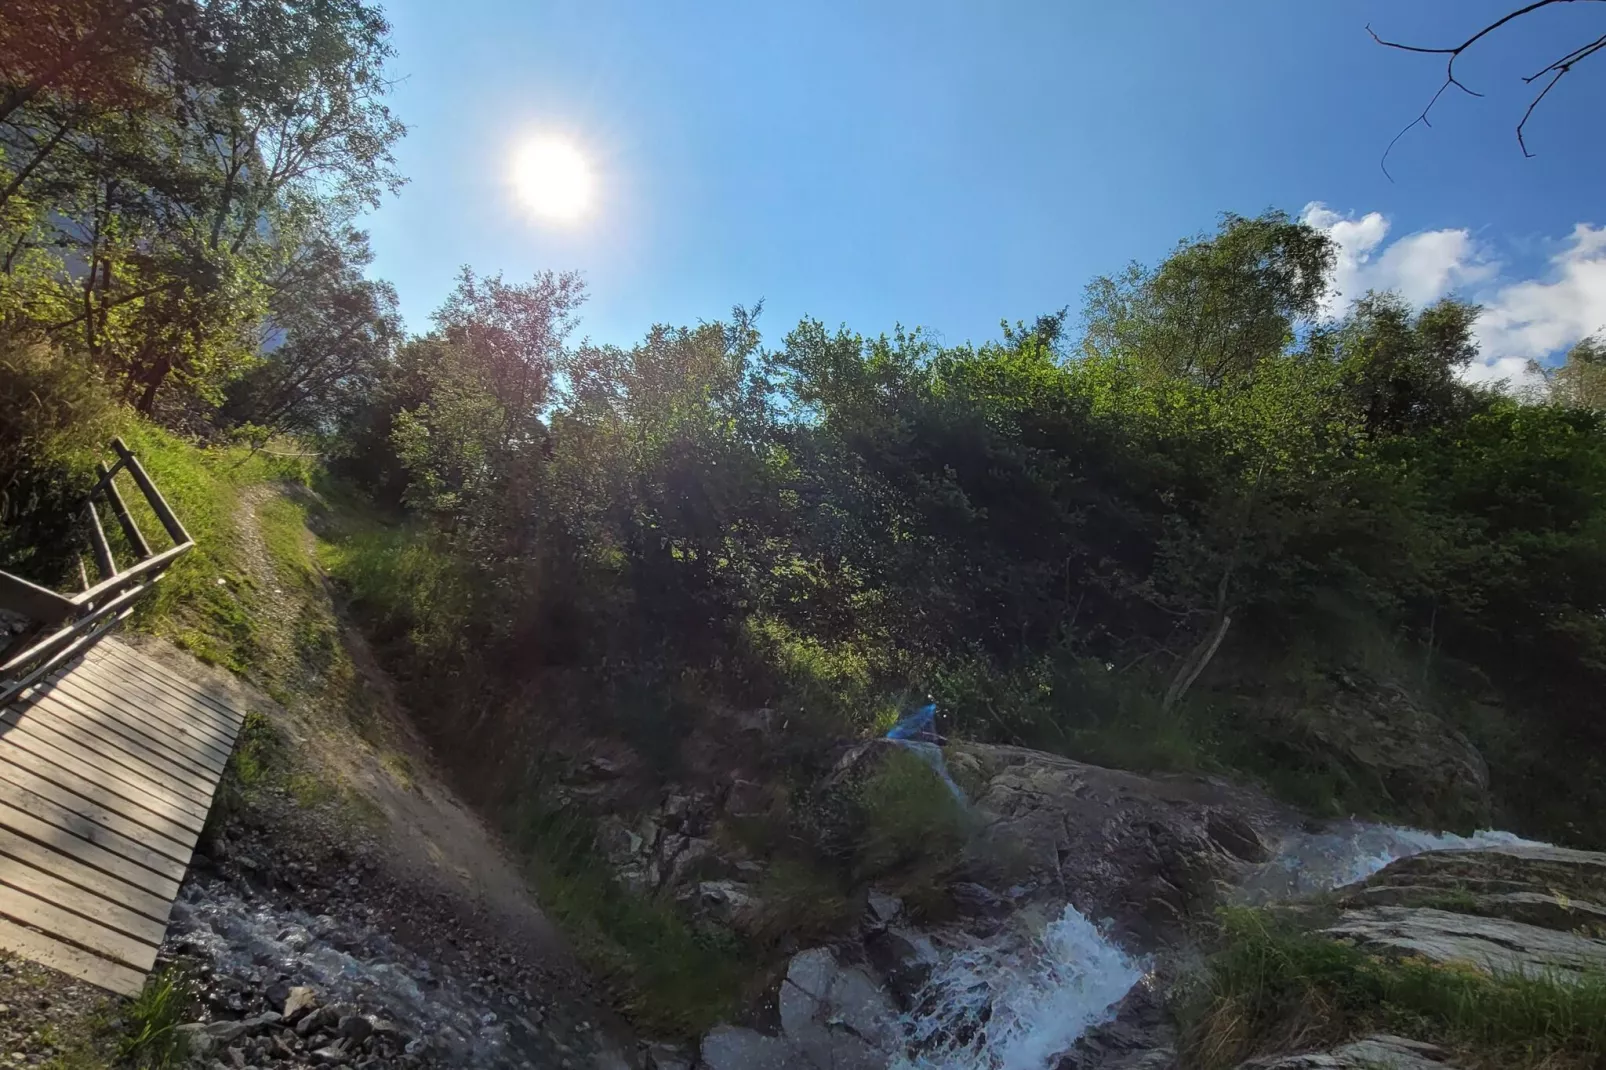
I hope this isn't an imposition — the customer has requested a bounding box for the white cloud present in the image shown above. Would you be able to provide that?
[1300,202,1492,317]
[1299,204,1606,389]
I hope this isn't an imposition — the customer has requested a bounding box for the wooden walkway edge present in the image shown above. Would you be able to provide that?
[0,637,244,996]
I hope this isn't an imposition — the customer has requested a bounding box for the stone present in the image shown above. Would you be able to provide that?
[336,1015,374,1043]
[690,880,761,928]
[280,986,319,1023]
[863,927,937,1008]
[1273,671,1491,830]
[779,947,898,1070]
[644,1041,695,1070]
[865,890,903,927]
[949,881,1010,918]
[947,741,1290,941]
[196,1012,283,1044]
[311,1039,351,1065]
[1237,1034,1453,1069]
[699,1025,802,1070]
[725,779,771,817]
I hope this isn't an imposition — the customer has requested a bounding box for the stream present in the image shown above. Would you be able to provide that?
[887,821,1544,1070]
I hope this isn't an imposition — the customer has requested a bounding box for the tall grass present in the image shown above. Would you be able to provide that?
[1184,907,1606,1070]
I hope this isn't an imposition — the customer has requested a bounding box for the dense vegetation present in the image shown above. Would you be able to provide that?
[314,213,1606,847]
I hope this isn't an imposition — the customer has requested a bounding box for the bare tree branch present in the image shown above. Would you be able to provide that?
[1369,0,1606,177]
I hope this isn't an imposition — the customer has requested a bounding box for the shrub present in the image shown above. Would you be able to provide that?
[0,334,118,583]
[851,746,970,881]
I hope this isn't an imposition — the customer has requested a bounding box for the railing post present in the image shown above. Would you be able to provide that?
[97,461,151,559]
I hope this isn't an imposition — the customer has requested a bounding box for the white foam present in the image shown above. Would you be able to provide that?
[892,904,1146,1070]
[1246,822,1546,900]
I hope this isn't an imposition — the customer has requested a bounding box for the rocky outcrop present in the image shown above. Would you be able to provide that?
[1325,843,1606,980]
[1255,671,1491,831]
[699,947,898,1070]
[947,742,1291,944]
[1236,1035,1455,1069]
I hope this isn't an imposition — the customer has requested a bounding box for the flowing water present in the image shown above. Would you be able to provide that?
[891,822,1546,1070]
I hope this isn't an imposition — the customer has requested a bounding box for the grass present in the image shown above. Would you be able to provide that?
[851,746,970,882]
[1183,907,1606,1070]
[508,796,750,1038]
[116,969,192,1069]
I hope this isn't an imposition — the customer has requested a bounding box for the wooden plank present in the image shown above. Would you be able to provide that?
[0,571,75,627]
[0,821,170,932]
[85,500,115,582]
[0,718,207,832]
[0,773,187,882]
[28,689,223,790]
[0,794,179,904]
[92,641,246,725]
[87,645,245,731]
[57,661,236,760]
[3,701,215,810]
[0,915,144,997]
[0,878,157,972]
[39,675,229,776]
[0,752,198,854]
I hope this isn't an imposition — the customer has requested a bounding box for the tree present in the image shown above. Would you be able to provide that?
[224,224,400,434]
[1370,1,1606,170]
[1535,334,1606,409]
[0,0,406,415]
[1334,293,1480,438]
[1081,212,1333,387]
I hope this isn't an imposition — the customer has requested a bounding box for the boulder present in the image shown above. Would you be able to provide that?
[780,947,898,1070]
[1324,907,1606,981]
[700,1025,804,1070]
[700,947,900,1070]
[1269,672,1490,830]
[948,742,1291,942]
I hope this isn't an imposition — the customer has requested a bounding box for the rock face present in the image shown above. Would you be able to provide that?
[699,947,898,1070]
[947,742,1292,943]
[1326,843,1606,980]
[1266,671,1491,831]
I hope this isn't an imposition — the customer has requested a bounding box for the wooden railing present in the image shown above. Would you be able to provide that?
[0,438,192,706]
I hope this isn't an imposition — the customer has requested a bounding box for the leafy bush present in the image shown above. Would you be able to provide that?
[0,334,118,583]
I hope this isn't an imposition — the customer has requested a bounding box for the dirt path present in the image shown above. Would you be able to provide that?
[179,482,566,952]
[111,482,639,1068]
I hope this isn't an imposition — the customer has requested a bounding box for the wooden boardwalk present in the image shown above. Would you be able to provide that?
[0,637,243,996]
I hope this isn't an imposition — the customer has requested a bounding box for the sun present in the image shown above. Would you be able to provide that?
[512,138,593,223]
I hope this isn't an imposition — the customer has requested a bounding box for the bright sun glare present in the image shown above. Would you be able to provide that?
[512,138,593,223]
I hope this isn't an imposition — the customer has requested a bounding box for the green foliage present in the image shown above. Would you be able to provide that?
[508,798,748,1038]
[321,211,1606,847]
[118,968,192,1069]
[1184,907,1606,1070]
[0,334,118,581]
[851,748,969,881]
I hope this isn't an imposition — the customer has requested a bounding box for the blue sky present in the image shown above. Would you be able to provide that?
[362,0,1606,381]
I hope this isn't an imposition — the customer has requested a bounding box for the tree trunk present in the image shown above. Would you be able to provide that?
[1162,612,1232,712]
[135,356,170,413]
